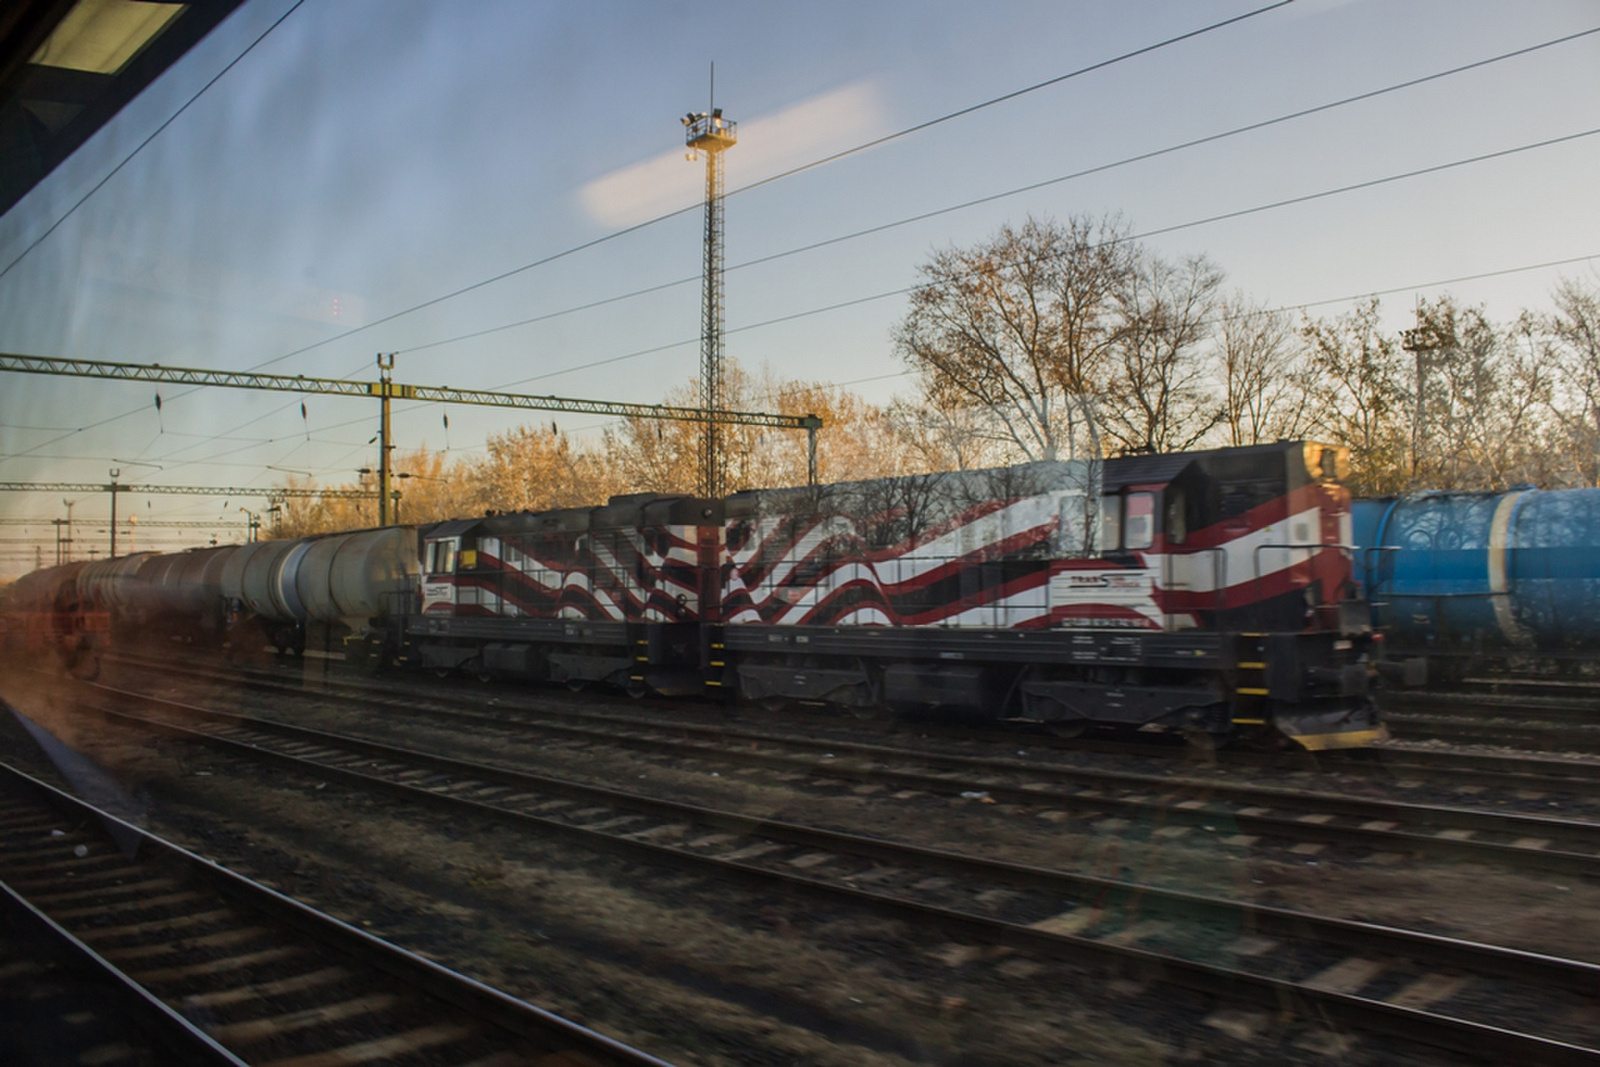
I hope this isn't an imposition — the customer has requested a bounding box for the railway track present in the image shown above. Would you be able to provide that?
[100,655,1600,876]
[1386,691,1600,754]
[109,648,1600,801]
[33,674,1600,1063]
[0,756,674,1067]
[1,881,237,1066]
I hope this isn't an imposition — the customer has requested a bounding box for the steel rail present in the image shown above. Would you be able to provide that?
[1387,712,1600,754]
[0,876,247,1066]
[98,658,1600,875]
[116,648,1600,798]
[0,758,677,1067]
[56,684,1600,1064]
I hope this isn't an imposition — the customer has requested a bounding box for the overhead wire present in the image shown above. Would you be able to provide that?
[399,26,1598,368]
[11,129,1596,491]
[247,1,1298,371]
[0,1,1295,482]
[8,6,1597,498]
[152,123,1598,469]
[477,125,1600,390]
[0,0,309,285]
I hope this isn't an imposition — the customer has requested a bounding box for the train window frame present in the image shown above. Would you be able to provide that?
[1165,490,1187,545]
[1099,494,1121,553]
[1125,492,1155,551]
[426,538,459,576]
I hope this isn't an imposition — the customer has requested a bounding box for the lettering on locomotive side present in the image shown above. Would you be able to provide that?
[1047,568,1160,630]
[421,580,453,613]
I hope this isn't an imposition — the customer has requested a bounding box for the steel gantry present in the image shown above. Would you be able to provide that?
[0,350,825,519]
[0,481,373,498]
[0,480,374,559]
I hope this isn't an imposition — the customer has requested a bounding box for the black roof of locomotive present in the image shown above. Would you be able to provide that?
[427,494,722,540]
[1102,440,1325,493]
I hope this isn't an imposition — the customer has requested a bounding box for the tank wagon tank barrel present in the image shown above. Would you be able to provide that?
[1353,488,1600,680]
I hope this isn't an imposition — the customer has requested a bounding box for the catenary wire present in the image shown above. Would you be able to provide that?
[491,125,1600,389]
[0,0,309,285]
[13,22,1598,491]
[398,26,1599,360]
[12,157,1597,488]
[244,1,1297,371]
[57,135,1593,477]
[0,2,1294,473]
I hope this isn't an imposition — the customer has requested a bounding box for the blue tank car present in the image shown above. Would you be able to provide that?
[1353,489,1600,675]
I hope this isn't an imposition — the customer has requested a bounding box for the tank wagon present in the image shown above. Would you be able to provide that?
[0,440,1387,749]
[0,560,106,666]
[1353,489,1600,680]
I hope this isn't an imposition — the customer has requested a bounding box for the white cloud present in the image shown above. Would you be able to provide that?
[578,82,887,228]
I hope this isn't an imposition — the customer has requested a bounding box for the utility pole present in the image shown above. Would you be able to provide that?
[108,468,121,558]
[62,497,75,563]
[1401,313,1440,485]
[376,352,396,527]
[684,68,737,498]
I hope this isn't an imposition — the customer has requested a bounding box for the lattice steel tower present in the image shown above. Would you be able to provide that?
[683,85,737,497]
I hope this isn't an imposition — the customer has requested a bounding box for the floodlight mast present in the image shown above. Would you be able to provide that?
[684,71,737,498]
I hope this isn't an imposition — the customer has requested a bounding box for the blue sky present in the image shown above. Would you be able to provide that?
[1,0,1597,571]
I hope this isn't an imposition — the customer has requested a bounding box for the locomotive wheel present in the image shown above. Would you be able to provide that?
[565,679,588,693]
[1046,721,1087,740]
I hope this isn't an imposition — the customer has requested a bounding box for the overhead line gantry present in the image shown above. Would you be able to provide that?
[0,351,823,530]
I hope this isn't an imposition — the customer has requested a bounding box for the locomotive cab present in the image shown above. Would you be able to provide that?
[420,529,464,615]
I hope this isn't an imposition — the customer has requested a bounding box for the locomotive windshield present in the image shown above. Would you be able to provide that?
[425,538,458,576]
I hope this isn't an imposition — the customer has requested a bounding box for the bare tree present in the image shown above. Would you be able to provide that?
[894,214,1134,463]
[1299,299,1410,495]
[1216,293,1310,446]
[1544,278,1600,485]
[1100,251,1225,453]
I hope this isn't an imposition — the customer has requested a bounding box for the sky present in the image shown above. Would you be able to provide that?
[1,0,1597,574]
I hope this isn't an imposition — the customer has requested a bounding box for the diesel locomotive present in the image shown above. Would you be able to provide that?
[1,440,1386,749]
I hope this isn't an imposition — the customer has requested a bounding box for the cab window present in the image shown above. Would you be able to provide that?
[1164,490,1186,545]
[425,539,459,575]
[1125,492,1155,551]
[1099,495,1121,553]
